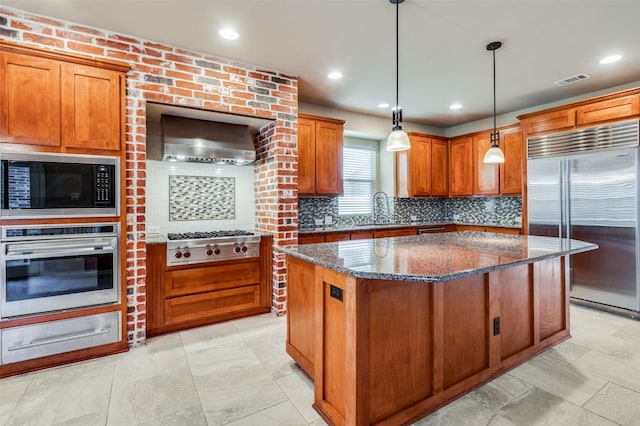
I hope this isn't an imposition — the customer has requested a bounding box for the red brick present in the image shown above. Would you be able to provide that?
[68,24,105,36]
[11,21,32,31]
[165,69,193,80]
[143,41,173,51]
[23,33,64,48]
[176,80,203,91]
[110,34,141,44]
[25,14,63,27]
[107,50,139,62]
[168,87,192,97]
[165,53,192,64]
[175,63,201,74]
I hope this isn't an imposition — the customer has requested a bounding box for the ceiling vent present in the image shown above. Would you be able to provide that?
[554,73,591,87]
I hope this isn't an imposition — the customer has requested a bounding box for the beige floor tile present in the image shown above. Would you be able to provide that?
[243,325,299,380]
[498,387,617,426]
[0,373,31,425]
[179,320,239,354]
[52,411,107,426]
[583,382,640,426]
[224,400,308,426]
[186,337,260,381]
[196,364,287,425]
[465,373,532,412]
[412,395,500,425]
[535,339,590,366]
[138,404,207,426]
[107,366,199,425]
[572,349,640,393]
[276,368,320,423]
[508,351,607,406]
[4,358,114,426]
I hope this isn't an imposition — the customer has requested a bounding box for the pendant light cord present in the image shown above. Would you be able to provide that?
[395,0,399,112]
[492,48,496,137]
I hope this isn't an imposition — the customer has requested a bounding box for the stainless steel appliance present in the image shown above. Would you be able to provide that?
[166,230,260,266]
[0,152,119,218]
[527,119,640,316]
[0,223,120,318]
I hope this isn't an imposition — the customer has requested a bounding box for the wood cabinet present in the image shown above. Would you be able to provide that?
[472,126,523,196]
[298,113,345,196]
[396,134,448,198]
[455,224,521,235]
[146,236,273,336]
[0,42,127,152]
[299,227,422,244]
[61,64,123,151]
[521,109,576,135]
[0,53,61,146]
[576,94,640,126]
[449,136,474,197]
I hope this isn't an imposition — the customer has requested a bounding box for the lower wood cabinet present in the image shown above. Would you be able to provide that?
[455,224,521,235]
[146,235,272,336]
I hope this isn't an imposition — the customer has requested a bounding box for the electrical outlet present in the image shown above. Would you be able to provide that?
[147,225,160,234]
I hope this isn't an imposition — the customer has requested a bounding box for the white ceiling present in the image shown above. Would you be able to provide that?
[3,0,640,128]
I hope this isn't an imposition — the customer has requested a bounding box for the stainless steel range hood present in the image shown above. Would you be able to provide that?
[160,115,256,165]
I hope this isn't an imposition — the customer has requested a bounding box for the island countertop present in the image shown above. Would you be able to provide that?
[281,231,598,283]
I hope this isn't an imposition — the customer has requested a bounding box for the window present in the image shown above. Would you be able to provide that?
[338,145,377,215]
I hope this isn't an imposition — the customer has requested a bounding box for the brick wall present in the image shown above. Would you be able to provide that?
[0,7,298,345]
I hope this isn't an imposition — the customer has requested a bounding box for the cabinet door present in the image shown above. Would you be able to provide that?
[473,132,500,195]
[522,109,575,135]
[315,120,343,195]
[431,139,449,197]
[0,53,61,146]
[576,95,640,125]
[500,128,523,195]
[61,64,121,151]
[449,137,474,196]
[297,118,316,195]
[409,135,432,196]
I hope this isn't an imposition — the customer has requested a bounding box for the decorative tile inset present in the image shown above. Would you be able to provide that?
[169,175,235,221]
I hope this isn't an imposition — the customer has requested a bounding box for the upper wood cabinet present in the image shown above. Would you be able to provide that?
[472,126,522,196]
[0,53,61,146]
[576,94,640,126]
[449,136,474,197]
[61,64,123,151]
[395,133,448,198]
[298,113,345,196]
[0,42,128,152]
[521,109,576,135]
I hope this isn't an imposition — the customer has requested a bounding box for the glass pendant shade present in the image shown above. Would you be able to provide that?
[483,145,505,163]
[386,128,411,151]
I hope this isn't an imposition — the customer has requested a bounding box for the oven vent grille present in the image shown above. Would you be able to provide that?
[554,73,591,87]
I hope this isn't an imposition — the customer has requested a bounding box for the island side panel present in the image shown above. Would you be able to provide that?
[286,256,316,377]
[536,257,567,340]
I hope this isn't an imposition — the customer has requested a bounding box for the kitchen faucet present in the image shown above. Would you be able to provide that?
[372,191,392,224]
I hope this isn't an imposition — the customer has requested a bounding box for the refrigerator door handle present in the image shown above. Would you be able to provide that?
[565,159,571,240]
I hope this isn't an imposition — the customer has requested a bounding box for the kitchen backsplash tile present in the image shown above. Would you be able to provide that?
[169,175,235,221]
[299,196,522,227]
[146,160,255,234]
[445,196,522,226]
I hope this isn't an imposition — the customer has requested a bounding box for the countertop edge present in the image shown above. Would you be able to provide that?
[299,221,521,234]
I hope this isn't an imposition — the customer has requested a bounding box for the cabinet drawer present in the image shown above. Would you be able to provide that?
[299,234,325,244]
[1,312,121,365]
[524,109,576,134]
[374,229,416,238]
[325,233,350,242]
[576,95,640,125]
[165,285,260,325]
[165,260,260,297]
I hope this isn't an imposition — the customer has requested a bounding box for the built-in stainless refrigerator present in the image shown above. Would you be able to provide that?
[527,119,640,316]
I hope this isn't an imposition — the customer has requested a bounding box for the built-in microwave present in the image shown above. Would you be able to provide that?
[0,152,119,218]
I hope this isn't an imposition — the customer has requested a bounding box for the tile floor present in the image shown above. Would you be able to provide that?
[1,305,639,426]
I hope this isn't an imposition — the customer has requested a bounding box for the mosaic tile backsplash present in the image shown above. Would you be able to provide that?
[169,175,235,221]
[299,195,522,227]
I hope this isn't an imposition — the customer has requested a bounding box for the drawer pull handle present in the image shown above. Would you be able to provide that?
[8,328,111,351]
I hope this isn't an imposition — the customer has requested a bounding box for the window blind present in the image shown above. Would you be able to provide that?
[338,146,376,215]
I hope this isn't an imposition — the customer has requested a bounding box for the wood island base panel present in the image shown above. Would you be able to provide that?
[282,232,597,426]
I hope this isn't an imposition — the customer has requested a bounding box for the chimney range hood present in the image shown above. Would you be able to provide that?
[159,114,257,165]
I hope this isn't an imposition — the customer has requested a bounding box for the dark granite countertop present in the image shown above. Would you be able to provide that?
[281,231,597,283]
[298,221,521,234]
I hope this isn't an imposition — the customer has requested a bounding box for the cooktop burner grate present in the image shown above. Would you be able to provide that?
[167,230,255,241]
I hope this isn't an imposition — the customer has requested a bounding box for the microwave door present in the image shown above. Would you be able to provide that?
[30,162,46,209]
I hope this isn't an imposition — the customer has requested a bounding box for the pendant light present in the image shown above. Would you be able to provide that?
[386,0,410,152]
[483,41,505,164]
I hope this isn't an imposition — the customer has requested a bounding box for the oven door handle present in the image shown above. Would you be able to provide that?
[7,328,112,351]
[5,241,115,257]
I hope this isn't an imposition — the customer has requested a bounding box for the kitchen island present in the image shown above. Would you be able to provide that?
[281,232,597,426]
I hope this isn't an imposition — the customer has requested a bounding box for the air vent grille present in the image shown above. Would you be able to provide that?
[527,120,639,159]
[554,73,591,86]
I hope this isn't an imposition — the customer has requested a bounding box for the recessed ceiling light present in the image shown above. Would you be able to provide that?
[219,28,239,40]
[327,71,343,80]
[449,103,462,110]
[600,54,622,64]
[378,103,390,108]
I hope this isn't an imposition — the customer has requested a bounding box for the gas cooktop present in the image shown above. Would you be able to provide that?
[167,230,255,241]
